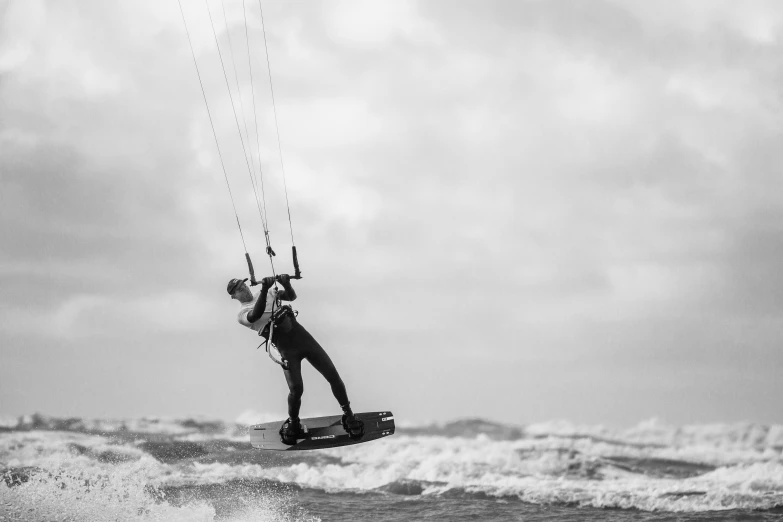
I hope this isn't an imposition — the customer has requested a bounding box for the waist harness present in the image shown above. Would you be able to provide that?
[257,304,298,370]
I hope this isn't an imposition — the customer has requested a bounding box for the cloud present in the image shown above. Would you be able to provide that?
[1,291,223,340]
[613,0,783,44]
[326,0,418,45]
[3,0,783,423]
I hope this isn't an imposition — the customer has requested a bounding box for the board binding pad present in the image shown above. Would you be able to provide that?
[250,411,395,451]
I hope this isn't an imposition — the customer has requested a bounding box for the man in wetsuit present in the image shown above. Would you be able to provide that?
[227,274,364,444]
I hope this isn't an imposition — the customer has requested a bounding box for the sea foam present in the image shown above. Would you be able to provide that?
[2,413,782,514]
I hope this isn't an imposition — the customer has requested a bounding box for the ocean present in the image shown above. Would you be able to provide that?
[1,413,782,521]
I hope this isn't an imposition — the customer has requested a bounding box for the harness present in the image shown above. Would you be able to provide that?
[257,297,298,370]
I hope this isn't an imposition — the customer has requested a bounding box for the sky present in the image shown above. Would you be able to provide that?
[2,0,783,427]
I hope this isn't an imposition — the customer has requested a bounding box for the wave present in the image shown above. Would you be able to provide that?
[402,417,525,440]
[2,413,240,437]
[2,413,783,514]
[6,413,783,452]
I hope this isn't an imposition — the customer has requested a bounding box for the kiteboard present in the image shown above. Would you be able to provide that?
[250,411,395,451]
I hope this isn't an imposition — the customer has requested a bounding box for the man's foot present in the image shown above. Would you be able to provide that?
[279,418,302,445]
[342,412,364,440]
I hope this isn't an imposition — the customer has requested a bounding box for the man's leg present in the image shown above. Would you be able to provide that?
[283,357,304,421]
[286,321,363,438]
[289,322,350,407]
[307,343,364,439]
[304,339,364,437]
[305,344,350,407]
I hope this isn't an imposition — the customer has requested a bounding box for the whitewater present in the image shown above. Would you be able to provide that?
[2,414,782,521]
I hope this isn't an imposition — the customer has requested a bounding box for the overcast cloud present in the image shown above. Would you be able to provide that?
[1,0,782,426]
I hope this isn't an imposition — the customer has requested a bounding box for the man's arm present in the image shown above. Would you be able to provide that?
[246,276,275,323]
[277,274,297,302]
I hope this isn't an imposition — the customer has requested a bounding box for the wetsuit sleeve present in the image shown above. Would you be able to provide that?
[247,285,270,323]
[277,277,297,302]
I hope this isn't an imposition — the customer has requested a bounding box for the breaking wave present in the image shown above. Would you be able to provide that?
[2,413,782,519]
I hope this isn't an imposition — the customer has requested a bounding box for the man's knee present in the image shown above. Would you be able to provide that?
[289,382,304,398]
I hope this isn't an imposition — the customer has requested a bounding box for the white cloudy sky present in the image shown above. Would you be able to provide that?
[2,0,782,426]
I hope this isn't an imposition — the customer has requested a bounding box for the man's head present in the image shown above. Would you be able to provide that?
[227,278,252,302]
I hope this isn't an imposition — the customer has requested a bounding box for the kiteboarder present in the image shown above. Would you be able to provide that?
[227,275,364,444]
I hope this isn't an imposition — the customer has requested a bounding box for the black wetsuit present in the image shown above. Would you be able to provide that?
[272,317,350,421]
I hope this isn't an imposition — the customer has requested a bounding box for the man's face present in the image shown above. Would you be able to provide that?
[231,283,253,302]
